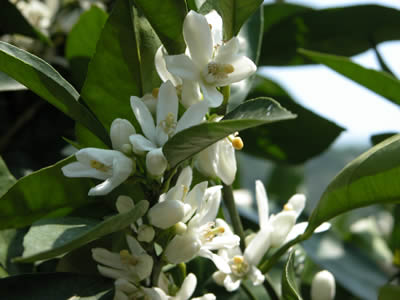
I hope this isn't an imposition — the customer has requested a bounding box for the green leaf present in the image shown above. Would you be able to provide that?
[15,200,148,263]
[241,75,344,163]
[0,273,113,300]
[0,0,50,44]
[299,49,400,107]
[371,133,397,146]
[379,284,400,300]
[81,0,161,132]
[0,71,26,91]
[0,41,110,146]
[0,156,97,229]
[261,5,400,66]
[281,251,303,300]
[0,157,16,198]
[200,0,263,39]
[305,134,400,235]
[133,0,187,54]
[65,6,108,90]
[163,98,296,167]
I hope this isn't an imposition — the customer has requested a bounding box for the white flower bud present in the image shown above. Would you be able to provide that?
[137,225,155,243]
[311,270,336,300]
[110,118,136,152]
[146,148,168,176]
[164,234,201,264]
[148,200,186,229]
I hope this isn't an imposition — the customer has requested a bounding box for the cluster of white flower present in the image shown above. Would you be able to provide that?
[61,9,334,300]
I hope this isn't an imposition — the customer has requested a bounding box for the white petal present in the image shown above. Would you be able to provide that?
[205,10,223,46]
[200,82,223,108]
[130,96,156,143]
[97,265,126,280]
[175,166,193,190]
[287,194,306,219]
[315,222,331,233]
[155,124,169,147]
[156,81,178,127]
[248,266,265,286]
[92,248,124,269]
[269,211,297,248]
[181,80,202,108]
[164,233,201,264]
[129,134,157,153]
[198,186,221,224]
[212,271,227,286]
[176,273,197,300]
[126,234,145,255]
[244,228,271,266]
[195,143,218,179]
[75,148,115,167]
[198,248,231,273]
[114,278,138,294]
[116,195,134,214]
[214,38,240,63]
[255,180,269,230]
[183,11,213,69]
[142,93,158,116]
[146,148,168,176]
[62,161,108,180]
[165,54,199,81]
[110,118,136,151]
[182,181,208,222]
[214,139,236,185]
[175,100,208,133]
[148,200,186,229]
[155,46,182,85]
[223,275,241,292]
[218,55,257,86]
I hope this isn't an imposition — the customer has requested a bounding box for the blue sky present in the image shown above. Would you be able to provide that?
[261,0,400,146]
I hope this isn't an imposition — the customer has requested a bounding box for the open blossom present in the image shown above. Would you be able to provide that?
[165,10,256,107]
[129,80,208,176]
[164,186,240,271]
[92,235,153,283]
[61,148,133,196]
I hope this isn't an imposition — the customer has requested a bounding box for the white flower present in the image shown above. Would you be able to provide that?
[148,166,208,229]
[311,270,336,300]
[130,81,208,176]
[164,186,240,270]
[165,11,256,107]
[153,273,216,300]
[110,118,136,153]
[195,131,242,185]
[62,148,133,196]
[92,235,153,283]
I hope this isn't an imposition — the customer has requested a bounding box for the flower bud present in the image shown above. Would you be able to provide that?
[110,118,136,152]
[146,148,167,176]
[311,270,336,300]
[137,224,155,243]
[148,200,186,229]
[164,234,201,264]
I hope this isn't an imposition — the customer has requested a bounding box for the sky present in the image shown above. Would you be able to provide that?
[261,0,400,147]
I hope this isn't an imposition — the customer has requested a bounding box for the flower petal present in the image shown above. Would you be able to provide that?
[223,275,241,292]
[255,180,269,230]
[175,166,193,190]
[175,100,208,133]
[129,134,157,153]
[155,46,182,85]
[181,80,202,108]
[219,55,257,86]
[148,200,186,229]
[287,193,306,219]
[110,118,136,152]
[244,228,271,266]
[214,38,240,63]
[269,211,297,248]
[176,273,197,300]
[214,139,236,185]
[146,148,168,176]
[200,82,223,108]
[198,248,231,273]
[62,161,109,180]
[183,11,213,69]
[205,10,223,46]
[199,186,222,224]
[116,195,135,214]
[130,96,156,143]
[164,233,201,264]
[165,54,199,81]
[156,81,178,127]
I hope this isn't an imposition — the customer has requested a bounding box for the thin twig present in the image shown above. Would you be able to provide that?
[263,273,280,300]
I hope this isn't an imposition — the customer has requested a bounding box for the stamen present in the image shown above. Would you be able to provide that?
[119,249,138,265]
[90,160,110,172]
[160,112,177,136]
[231,255,249,276]
[232,137,244,150]
[283,203,293,211]
[204,62,235,83]
[203,223,225,241]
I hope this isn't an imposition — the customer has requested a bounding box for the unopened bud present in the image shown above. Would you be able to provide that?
[146,149,167,176]
[174,222,187,235]
[137,224,155,243]
[232,137,243,150]
[311,270,336,300]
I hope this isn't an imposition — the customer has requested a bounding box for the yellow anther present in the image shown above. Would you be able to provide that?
[283,203,293,211]
[160,112,177,136]
[208,24,212,30]
[119,249,138,265]
[233,256,244,264]
[232,137,244,150]
[223,64,235,74]
[152,88,159,98]
[231,255,249,276]
[90,160,110,172]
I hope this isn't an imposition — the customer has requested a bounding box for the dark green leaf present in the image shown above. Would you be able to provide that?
[0,41,110,146]
[0,1,50,44]
[241,76,344,163]
[164,98,296,167]
[65,6,108,90]
[305,134,400,235]
[200,0,263,39]
[0,71,26,91]
[133,0,187,54]
[281,251,303,300]
[0,157,16,198]
[261,5,400,66]
[263,3,312,33]
[299,48,400,107]
[0,156,96,229]
[0,273,113,300]
[379,284,400,300]
[371,133,397,146]
[303,232,389,300]
[15,200,148,263]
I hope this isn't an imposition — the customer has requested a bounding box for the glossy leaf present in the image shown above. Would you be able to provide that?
[241,76,344,163]
[0,41,110,146]
[200,0,263,39]
[379,284,400,300]
[281,251,303,300]
[261,5,400,66]
[0,273,113,300]
[0,0,50,44]
[133,0,187,54]
[371,132,397,146]
[303,232,388,300]
[305,134,400,235]
[0,157,16,198]
[0,156,96,230]
[263,3,312,33]
[299,48,400,107]
[0,72,26,92]
[163,98,296,167]
[65,6,108,90]
[15,200,148,263]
